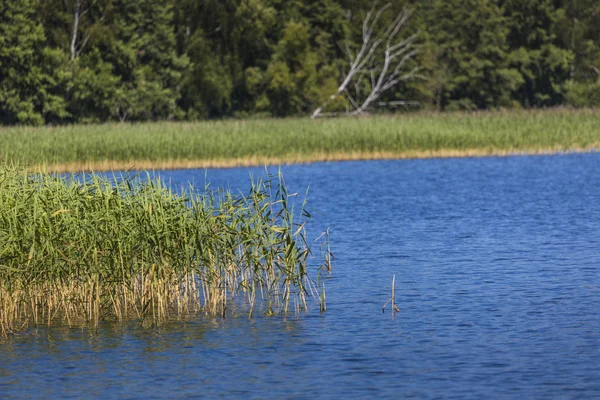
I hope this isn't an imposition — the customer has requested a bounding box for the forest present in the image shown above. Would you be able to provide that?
[1,0,599,125]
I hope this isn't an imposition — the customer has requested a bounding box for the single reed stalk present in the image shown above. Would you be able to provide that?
[382,275,400,316]
[392,274,396,314]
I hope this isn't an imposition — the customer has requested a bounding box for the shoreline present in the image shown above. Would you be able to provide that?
[32,146,600,173]
[4,108,599,173]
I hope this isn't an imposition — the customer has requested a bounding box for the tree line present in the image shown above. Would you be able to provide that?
[1,0,599,125]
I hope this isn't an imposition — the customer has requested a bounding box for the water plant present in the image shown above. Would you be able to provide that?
[0,165,331,337]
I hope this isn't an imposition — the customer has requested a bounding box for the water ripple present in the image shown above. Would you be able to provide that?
[2,154,600,398]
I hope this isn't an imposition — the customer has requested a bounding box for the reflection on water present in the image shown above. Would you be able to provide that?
[2,154,600,398]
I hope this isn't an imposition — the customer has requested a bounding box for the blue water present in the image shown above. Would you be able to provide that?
[2,154,600,398]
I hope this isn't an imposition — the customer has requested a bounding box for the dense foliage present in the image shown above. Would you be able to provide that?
[1,0,599,124]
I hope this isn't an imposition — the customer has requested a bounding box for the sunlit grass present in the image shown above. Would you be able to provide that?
[0,166,330,337]
[1,108,599,172]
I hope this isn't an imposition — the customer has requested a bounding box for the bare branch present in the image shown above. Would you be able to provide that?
[368,2,392,40]
[353,73,363,99]
[384,8,412,44]
[388,32,419,57]
[387,49,420,81]
[362,8,371,40]
[312,3,422,119]
[344,88,360,110]
[343,40,355,63]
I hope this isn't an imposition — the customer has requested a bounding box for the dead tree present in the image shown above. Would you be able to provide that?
[312,3,421,119]
[70,0,102,60]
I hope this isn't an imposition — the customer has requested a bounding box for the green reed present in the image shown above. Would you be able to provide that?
[0,165,331,336]
[1,108,599,172]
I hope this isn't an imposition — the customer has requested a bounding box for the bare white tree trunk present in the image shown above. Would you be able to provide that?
[70,0,100,60]
[312,3,422,119]
[70,0,82,60]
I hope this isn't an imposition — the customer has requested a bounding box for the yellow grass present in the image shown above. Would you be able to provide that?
[37,146,600,174]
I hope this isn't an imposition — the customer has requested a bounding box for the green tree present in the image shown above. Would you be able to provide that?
[250,0,348,116]
[174,0,279,118]
[555,0,600,106]
[429,0,522,110]
[260,21,317,115]
[175,0,348,117]
[37,0,120,122]
[501,0,574,107]
[0,0,69,124]
[558,0,600,78]
[66,51,120,122]
[103,0,188,121]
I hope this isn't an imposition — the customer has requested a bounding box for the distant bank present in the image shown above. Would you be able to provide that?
[2,108,599,173]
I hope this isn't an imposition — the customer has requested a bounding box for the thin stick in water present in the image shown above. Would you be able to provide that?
[382,275,400,315]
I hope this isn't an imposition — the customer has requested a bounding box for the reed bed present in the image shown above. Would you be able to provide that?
[0,166,330,337]
[1,108,599,172]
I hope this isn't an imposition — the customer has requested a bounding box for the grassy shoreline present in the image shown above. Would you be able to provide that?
[35,147,600,173]
[2,108,600,173]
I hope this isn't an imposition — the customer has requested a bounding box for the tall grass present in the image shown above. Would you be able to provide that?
[0,166,330,337]
[1,108,599,172]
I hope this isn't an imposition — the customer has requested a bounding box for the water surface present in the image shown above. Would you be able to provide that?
[2,154,600,398]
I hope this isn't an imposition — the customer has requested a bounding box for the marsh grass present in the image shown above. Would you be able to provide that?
[0,166,331,337]
[1,108,599,172]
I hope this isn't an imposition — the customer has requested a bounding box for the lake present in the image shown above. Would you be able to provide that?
[1,154,599,398]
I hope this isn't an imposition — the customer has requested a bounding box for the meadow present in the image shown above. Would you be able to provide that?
[0,166,330,336]
[1,108,599,172]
